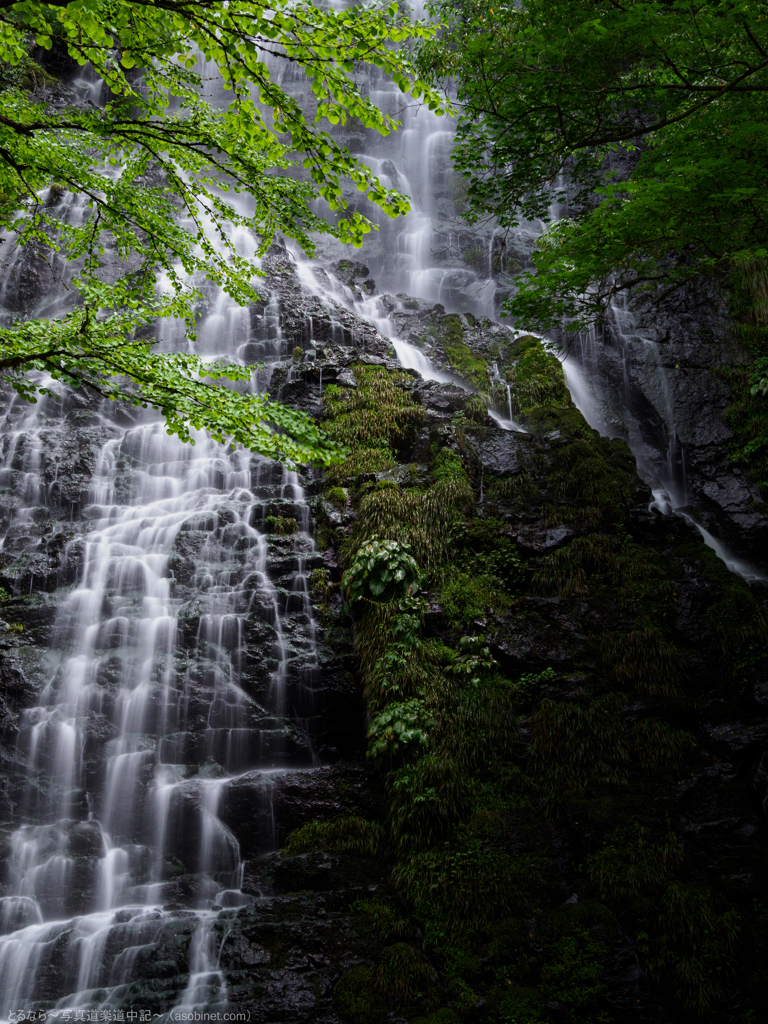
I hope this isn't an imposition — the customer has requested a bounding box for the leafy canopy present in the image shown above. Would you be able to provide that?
[0,0,446,462]
[421,0,768,331]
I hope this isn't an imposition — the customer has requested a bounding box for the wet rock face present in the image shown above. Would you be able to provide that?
[562,287,768,571]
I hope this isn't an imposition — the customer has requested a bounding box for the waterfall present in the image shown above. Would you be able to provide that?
[0,12,763,1017]
[0,66,323,1013]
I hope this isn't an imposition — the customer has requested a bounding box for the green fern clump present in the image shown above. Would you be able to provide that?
[393,823,547,929]
[599,627,682,696]
[389,753,470,852]
[587,822,685,902]
[539,903,616,1020]
[373,943,437,1008]
[334,967,381,1024]
[649,882,740,1015]
[352,896,410,943]
[322,364,425,484]
[282,816,385,857]
[533,533,675,617]
[345,478,473,575]
[327,445,397,482]
[323,366,426,450]
[264,514,298,535]
[632,718,695,770]
[355,596,449,710]
[530,694,629,813]
[460,394,490,423]
[485,470,540,503]
[434,683,519,771]
[439,567,511,624]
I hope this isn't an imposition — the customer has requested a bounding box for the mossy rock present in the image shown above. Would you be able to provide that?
[334,966,385,1023]
[524,404,593,438]
[496,336,571,416]
[325,486,348,510]
[439,314,490,391]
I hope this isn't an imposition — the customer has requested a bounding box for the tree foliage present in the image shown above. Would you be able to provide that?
[0,0,445,460]
[421,0,768,331]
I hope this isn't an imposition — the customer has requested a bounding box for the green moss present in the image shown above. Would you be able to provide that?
[334,966,383,1023]
[373,943,436,1008]
[282,816,385,856]
[439,567,511,624]
[325,486,348,510]
[524,404,595,439]
[499,336,571,415]
[431,448,469,484]
[440,315,490,392]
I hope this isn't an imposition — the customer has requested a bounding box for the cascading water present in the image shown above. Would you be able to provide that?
[0,60,326,1016]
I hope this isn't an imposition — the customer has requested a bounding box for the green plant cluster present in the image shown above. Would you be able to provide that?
[367,699,431,764]
[264,514,298,535]
[498,336,571,416]
[282,816,385,858]
[323,365,427,482]
[343,537,421,604]
[440,315,490,393]
[304,348,768,1022]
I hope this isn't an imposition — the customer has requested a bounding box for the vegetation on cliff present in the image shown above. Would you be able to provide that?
[287,336,768,1023]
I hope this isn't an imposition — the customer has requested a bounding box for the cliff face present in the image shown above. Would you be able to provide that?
[557,284,768,575]
[2,242,767,1023]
